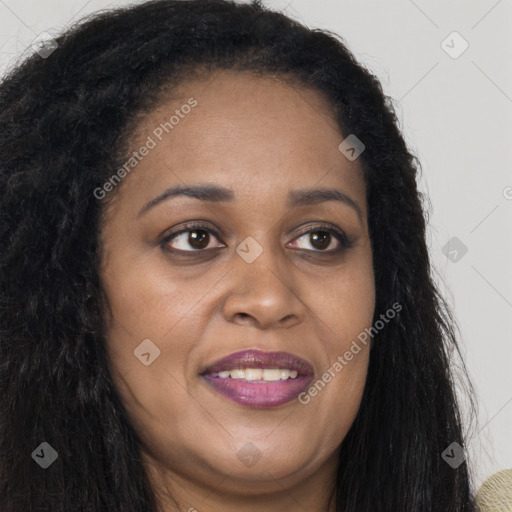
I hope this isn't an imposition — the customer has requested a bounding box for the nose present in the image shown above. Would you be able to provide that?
[221,240,306,330]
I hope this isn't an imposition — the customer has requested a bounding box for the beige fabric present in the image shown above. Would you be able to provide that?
[477,469,512,512]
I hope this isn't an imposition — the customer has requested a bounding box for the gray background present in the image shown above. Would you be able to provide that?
[1,0,510,491]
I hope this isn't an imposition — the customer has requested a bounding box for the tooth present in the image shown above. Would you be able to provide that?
[245,368,263,381]
[230,369,245,379]
[280,369,290,380]
[262,369,281,381]
[214,368,299,380]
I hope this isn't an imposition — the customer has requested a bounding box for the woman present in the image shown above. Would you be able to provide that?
[0,0,478,510]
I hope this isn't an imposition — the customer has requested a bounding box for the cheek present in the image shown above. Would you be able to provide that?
[99,255,188,395]
[100,252,231,418]
[101,253,221,343]
[100,257,210,444]
[102,259,178,334]
[302,250,374,424]
[319,249,375,350]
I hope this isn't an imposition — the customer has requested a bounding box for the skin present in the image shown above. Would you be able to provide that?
[99,70,375,512]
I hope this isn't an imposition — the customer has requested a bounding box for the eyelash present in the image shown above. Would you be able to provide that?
[160,221,355,255]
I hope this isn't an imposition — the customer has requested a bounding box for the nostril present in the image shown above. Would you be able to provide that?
[236,313,252,324]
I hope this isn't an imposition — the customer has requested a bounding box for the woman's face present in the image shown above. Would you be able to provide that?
[99,70,375,507]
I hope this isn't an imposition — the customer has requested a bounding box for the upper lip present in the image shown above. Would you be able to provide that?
[200,349,314,377]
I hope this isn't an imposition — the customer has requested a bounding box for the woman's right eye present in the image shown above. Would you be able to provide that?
[161,224,225,253]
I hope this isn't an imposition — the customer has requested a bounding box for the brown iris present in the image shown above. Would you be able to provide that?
[309,231,331,250]
[188,229,209,250]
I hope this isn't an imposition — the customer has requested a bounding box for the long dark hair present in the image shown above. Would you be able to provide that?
[0,0,478,510]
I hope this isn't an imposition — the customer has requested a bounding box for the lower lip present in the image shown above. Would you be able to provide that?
[201,374,313,408]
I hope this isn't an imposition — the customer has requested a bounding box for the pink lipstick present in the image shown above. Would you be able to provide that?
[200,349,314,408]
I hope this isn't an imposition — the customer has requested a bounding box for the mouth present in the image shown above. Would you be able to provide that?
[200,349,314,408]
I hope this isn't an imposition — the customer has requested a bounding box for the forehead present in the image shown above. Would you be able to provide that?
[105,70,366,217]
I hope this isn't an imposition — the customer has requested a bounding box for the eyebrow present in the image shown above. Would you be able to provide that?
[138,184,364,223]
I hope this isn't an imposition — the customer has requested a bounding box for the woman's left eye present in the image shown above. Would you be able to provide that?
[290,227,352,253]
[161,223,354,254]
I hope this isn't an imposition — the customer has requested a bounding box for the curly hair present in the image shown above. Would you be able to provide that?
[0,0,478,510]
